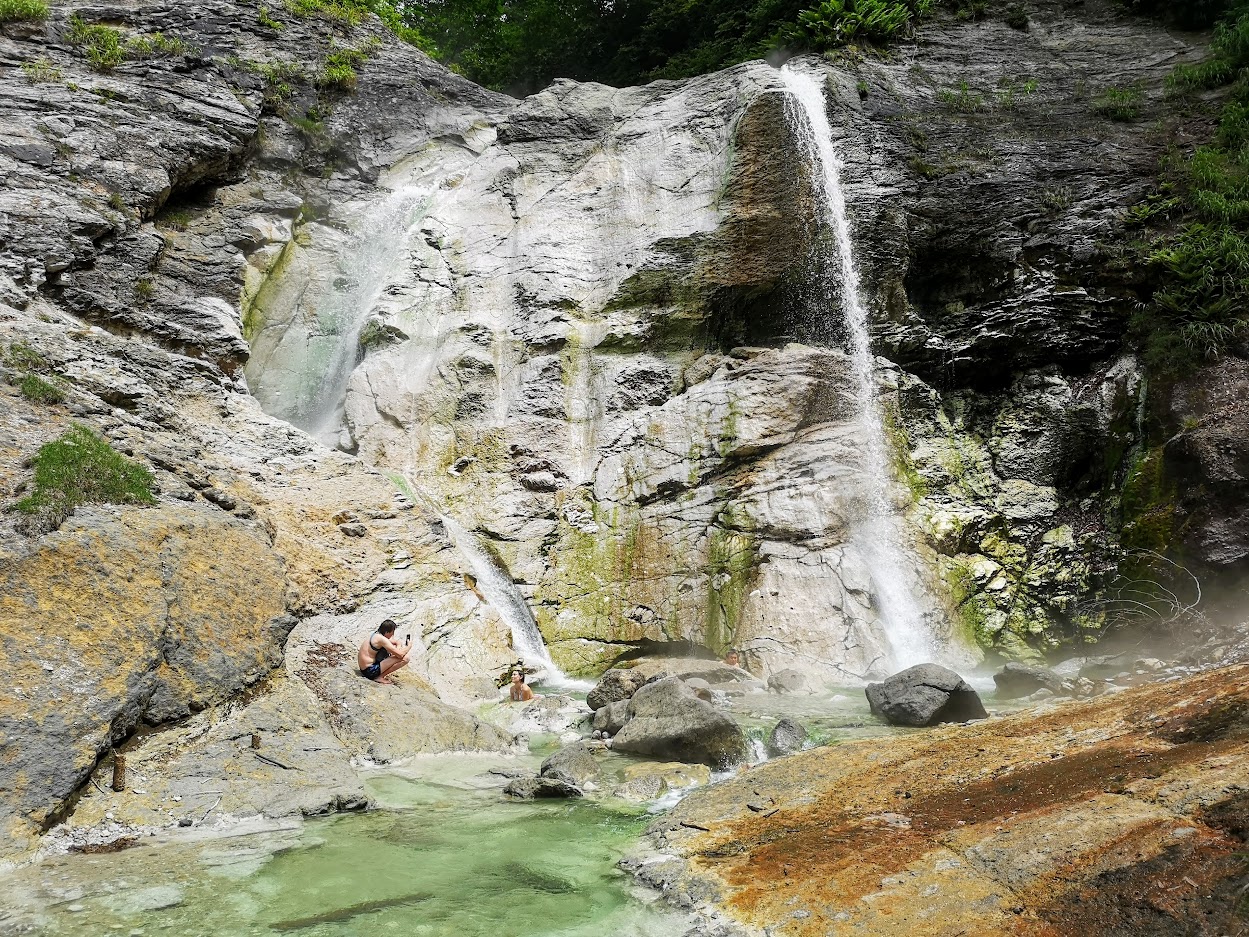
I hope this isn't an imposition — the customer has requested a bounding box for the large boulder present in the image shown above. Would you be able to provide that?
[993,662,1068,700]
[0,504,294,855]
[766,718,807,757]
[612,676,748,768]
[592,699,631,736]
[540,742,601,788]
[767,669,807,694]
[865,664,988,727]
[586,667,647,710]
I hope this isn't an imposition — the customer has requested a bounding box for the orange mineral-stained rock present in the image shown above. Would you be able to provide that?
[635,664,1249,937]
[0,503,291,853]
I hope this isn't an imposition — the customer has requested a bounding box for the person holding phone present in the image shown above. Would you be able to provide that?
[357,619,412,685]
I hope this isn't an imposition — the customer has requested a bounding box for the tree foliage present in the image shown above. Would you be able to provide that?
[395,0,935,93]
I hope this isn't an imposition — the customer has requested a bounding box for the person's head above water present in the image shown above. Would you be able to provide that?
[378,620,397,636]
[510,670,525,684]
[724,649,740,666]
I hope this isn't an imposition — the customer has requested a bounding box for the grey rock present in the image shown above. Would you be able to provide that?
[586,668,646,711]
[993,662,1068,700]
[612,677,747,769]
[592,699,631,736]
[338,523,368,538]
[1079,654,1136,682]
[766,718,807,757]
[865,664,989,727]
[767,669,807,694]
[540,742,601,787]
[504,776,582,799]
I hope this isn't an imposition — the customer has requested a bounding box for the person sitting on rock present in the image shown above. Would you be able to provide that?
[508,669,535,702]
[357,619,411,685]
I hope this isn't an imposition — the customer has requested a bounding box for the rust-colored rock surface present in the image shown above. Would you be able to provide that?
[635,666,1249,936]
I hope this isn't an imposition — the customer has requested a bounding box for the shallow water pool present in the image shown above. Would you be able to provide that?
[2,764,693,937]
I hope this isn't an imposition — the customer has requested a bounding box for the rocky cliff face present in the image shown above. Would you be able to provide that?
[0,0,1237,858]
[241,0,1211,672]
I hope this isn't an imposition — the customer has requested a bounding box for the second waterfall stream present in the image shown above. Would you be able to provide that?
[779,64,937,670]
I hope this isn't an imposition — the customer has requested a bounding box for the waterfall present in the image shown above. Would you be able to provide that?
[392,469,583,689]
[302,185,429,445]
[779,65,935,670]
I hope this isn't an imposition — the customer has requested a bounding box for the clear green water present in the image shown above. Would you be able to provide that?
[4,764,691,937]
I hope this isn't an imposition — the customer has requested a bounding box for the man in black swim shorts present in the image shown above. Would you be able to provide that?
[357,619,411,685]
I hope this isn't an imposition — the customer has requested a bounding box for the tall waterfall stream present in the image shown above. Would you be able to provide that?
[779,65,938,670]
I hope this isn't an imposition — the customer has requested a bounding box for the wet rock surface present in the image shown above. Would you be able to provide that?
[766,718,807,758]
[540,742,602,788]
[993,662,1070,700]
[630,664,1249,936]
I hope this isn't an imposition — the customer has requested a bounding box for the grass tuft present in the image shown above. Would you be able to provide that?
[20,56,61,83]
[17,373,65,404]
[11,424,156,534]
[1093,84,1144,121]
[0,0,47,22]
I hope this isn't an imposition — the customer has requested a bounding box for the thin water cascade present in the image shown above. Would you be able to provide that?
[302,185,429,445]
[388,481,589,690]
[436,514,560,674]
[779,64,936,669]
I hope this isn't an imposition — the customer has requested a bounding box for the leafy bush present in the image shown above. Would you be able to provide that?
[0,0,47,23]
[11,425,156,534]
[17,373,65,404]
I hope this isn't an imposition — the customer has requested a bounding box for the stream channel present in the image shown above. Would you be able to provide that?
[0,682,1019,937]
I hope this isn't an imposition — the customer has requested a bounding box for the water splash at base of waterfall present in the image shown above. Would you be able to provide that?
[779,64,937,671]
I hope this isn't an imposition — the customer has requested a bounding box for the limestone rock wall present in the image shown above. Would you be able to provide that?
[241,1,1213,670]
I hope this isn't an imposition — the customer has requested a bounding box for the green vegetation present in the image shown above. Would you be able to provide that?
[318,40,378,89]
[18,373,65,404]
[11,425,156,534]
[134,278,156,302]
[66,16,192,71]
[0,0,47,22]
[258,5,286,29]
[1002,5,1028,29]
[67,17,127,70]
[20,56,61,83]
[5,341,48,372]
[155,205,194,230]
[796,0,932,47]
[284,0,371,24]
[1129,1,1249,371]
[937,80,988,113]
[1092,83,1143,121]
